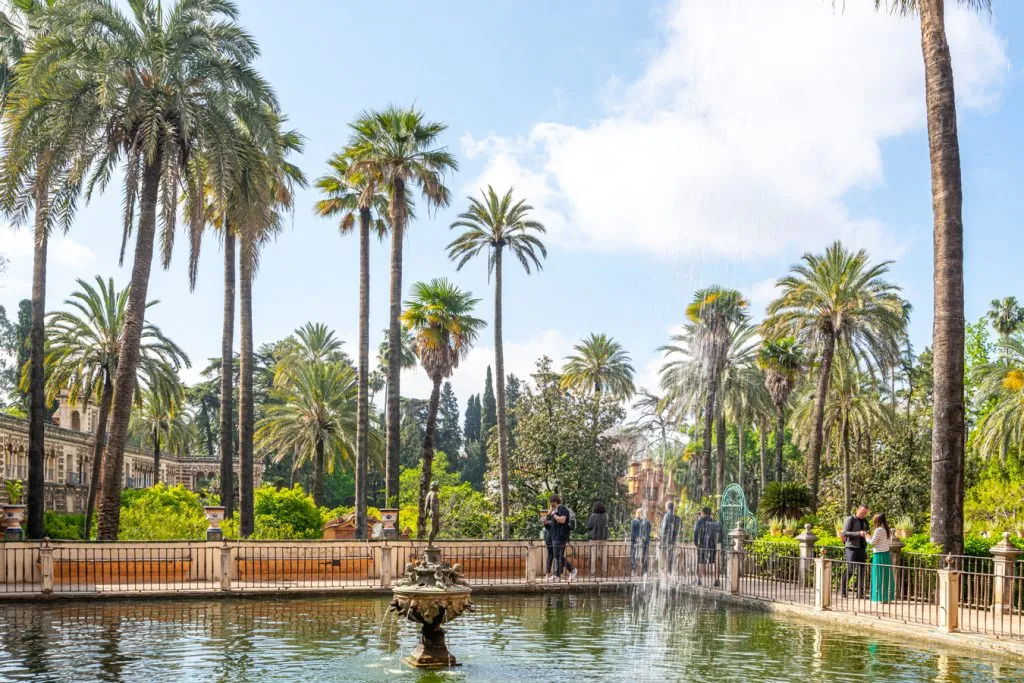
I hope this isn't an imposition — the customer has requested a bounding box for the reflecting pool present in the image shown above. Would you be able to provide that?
[0,590,1019,682]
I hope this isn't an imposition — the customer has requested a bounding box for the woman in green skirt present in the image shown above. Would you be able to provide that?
[867,513,894,603]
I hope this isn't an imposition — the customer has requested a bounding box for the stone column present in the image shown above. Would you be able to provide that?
[728,522,748,594]
[814,552,832,611]
[220,543,232,592]
[990,532,1022,618]
[39,540,53,593]
[796,524,818,586]
[938,555,959,633]
[888,536,904,600]
[379,545,392,588]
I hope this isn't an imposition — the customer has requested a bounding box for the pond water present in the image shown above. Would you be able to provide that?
[0,589,1020,682]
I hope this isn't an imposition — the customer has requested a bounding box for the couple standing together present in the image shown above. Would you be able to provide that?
[841,505,895,603]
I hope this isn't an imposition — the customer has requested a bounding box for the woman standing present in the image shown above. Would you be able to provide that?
[587,501,609,541]
[866,513,895,603]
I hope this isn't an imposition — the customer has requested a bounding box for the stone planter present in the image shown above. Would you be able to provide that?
[3,504,26,541]
[204,506,225,542]
[782,529,796,538]
[380,508,399,539]
[893,528,911,540]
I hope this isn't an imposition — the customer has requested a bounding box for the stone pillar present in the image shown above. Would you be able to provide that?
[990,532,1022,618]
[589,541,597,577]
[39,540,53,593]
[220,543,232,592]
[379,545,392,588]
[796,524,818,586]
[728,522,748,594]
[814,552,832,611]
[888,536,904,600]
[938,555,959,633]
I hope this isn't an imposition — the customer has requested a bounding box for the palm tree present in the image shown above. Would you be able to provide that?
[237,126,306,536]
[987,297,1023,353]
[43,276,189,537]
[764,242,904,509]
[974,336,1024,463]
[685,287,748,498]
[400,279,484,537]
[874,0,991,556]
[346,106,458,507]
[757,336,805,485]
[256,361,376,506]
[130,385,188,485]
[315,154,389,538]
[721,325,771,496]
[5,0,278,540]
[447,185,547,539]
[561,333,635,399]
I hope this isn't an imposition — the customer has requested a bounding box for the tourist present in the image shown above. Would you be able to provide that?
[587,501,609,541]
[659,501,681,575]
[866,513,895,603]
[841,504,871,598]
[629,507,651,575]
[541,510,555,580]
[693,506,720,587]
[546,495,572,582]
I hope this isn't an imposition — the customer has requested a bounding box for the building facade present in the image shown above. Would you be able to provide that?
[0,396,261,513]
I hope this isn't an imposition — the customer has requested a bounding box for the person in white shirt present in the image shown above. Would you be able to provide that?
[864,513,895,603]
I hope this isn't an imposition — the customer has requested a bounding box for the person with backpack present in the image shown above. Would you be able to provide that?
[545,494,576,582]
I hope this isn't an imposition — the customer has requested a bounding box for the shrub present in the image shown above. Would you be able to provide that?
[759,482,813,520]
[252,485,324,539]
[118,484,206,540]
[5,478,23,505]
[44,512,85,540]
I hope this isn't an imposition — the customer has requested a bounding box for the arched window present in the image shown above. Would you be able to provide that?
[71,411,81,432]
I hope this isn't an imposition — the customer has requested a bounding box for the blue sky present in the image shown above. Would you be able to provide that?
[1,0,1021,409]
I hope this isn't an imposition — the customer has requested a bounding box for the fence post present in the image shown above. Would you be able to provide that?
[814,550,832,611]
[938,554,959,633]
[379,544,392,588]
[990,532,1022,618]
[796,524,818,587]
[220,543,232,592]
[39,539,53,594]
[589,541,597,578]
[524,541,536,584]
[728,522,747,594]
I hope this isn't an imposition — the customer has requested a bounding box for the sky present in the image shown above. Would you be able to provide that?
[1,0,1021,416]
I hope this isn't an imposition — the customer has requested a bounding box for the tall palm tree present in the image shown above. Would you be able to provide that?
[130,385,188,485]
[561,333,635,399]
[447,185,547,539]
[987,297,1023,353]
[974,336,1024,463]
[764,242,904,509]
[5,0,278,540]
[256,361,377,506]
[237,126,306,536]
[874,0,990,555]
[685,287,748,498]
[346,106,458,507]
[721,324,771,496]
[757,336,805,485]
[43,276,189,537]
[400,279,484,537]
[315,154,389,538]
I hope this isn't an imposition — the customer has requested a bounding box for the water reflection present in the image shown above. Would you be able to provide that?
[0,591,1018,682]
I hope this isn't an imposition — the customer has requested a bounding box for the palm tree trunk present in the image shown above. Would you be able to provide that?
[26,182,48,540]
[805,333,835,510]
[775,405,785,484]
[152,426,160,486]
[219,228,235,519]
[417,377,443,539]
[842,414,851,514]
[759,423,768,493]
[355,208,371,539]
[238,235,255,537]
[385,178,407,508]
[493,247,511,539]
[737,417,744,493]
[701,387,715,499]
[312,438,325,506]
[98,154,163,541]
[920,0,965,556]
[84,371,113,539]
[715,411,726,496]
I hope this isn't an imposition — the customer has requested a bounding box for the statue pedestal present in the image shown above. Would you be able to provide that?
[402,623,459,668]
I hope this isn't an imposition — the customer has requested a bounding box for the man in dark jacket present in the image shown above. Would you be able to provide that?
[659,501,681,575]
[841,505,871,598]
[629,508,652,574]
[545,495,572,581]
[693,507,721,587]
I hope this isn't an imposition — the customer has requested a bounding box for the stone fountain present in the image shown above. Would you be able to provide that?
[389,481,473,668]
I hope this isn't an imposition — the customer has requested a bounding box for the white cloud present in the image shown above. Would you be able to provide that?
[3,227,97,268]
[463,0,1007,261]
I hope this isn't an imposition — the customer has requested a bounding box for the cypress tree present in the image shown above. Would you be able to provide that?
[482,366,497,446]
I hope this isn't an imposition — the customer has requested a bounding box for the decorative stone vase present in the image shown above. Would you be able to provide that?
[3,504,26,541]
[893,528,911,540]
[782,529,796,537]
[204,506,225,542]
[380,508,399,539]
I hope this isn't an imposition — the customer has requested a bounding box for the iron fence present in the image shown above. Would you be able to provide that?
[233,542,377,590]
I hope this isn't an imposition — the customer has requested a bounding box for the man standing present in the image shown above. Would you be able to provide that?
[693,506,720,587]
[659,501,681,575]
[841,505,871,598]
[546,494,571,582]
[630,507,652,575]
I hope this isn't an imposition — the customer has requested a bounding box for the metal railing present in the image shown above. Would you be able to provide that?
[234,541,377,590]
[51,542,217,594]
[740,544,813,605]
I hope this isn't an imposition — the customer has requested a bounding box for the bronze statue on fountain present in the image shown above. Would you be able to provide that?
[388,481,473,668]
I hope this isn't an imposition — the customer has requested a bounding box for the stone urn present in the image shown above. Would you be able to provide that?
[389,547,473,668]
[204,506,226,542]
[379,508,399,539]
[3,504,26,541]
